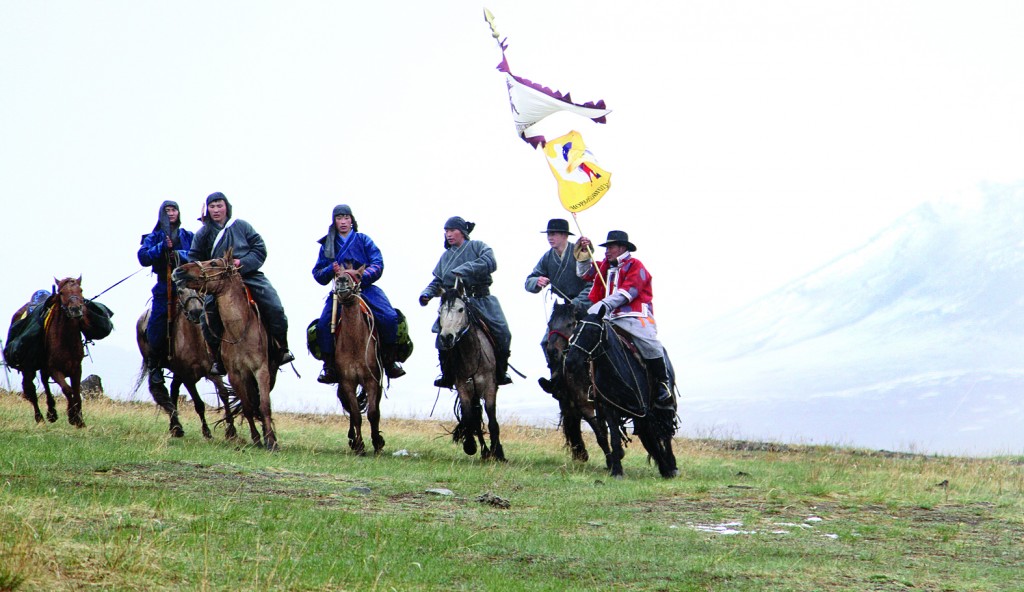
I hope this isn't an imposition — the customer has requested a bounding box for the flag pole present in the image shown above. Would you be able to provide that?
[570,212,609,292]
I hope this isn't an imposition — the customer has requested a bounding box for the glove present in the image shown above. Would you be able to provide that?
[419,294,432,307]
[587,301,607,317]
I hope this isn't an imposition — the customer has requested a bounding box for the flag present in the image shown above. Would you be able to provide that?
[485,10,611,147]
[543,131,611,213]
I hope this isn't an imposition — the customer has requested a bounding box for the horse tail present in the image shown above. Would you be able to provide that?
[130,357,147,396]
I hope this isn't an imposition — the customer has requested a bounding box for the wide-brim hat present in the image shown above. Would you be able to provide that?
[541,218,574,235]
[598,230,636,252]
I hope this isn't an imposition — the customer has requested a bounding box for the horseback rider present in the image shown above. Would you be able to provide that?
[186,192,295,375]
[419,216,513,388]
[137,200,193,386]
[576,230,674,409]
[525,218,592,396]
[312,204,406,384]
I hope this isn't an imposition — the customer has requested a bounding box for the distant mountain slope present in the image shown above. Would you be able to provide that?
[679,184,1024,455]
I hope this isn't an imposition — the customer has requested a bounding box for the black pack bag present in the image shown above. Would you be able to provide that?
[82,300,115,341]
[394,309,413,363]
[3,304,49,371]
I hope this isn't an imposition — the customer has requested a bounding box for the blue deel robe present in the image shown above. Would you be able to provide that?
[138,227,193,353]
[312,231,400,358]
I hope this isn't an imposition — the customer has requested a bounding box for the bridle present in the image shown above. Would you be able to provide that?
[57,279,85,319]
[568,318,606,359]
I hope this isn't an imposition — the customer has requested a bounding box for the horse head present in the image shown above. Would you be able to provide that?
[437,287,471,351]
[172,247,237,295]
[55,276,85,319]
[567,310,607,362]
[545,300,580,363]
[175,284,205,324]
[333,263,365,305]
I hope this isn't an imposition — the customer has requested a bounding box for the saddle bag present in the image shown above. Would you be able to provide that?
[394,309,413,363]
[4,305,49,371]
[306,318,323,361]
[82,300,115,341]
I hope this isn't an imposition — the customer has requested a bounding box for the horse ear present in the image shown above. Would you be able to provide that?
[77,275,82,284]
[224,246,233,261]
[54,277,60,288]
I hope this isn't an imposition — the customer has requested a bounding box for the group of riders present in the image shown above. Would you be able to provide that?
[137,192,673,409]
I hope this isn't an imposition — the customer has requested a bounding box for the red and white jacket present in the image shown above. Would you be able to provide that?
[581,252,655,320]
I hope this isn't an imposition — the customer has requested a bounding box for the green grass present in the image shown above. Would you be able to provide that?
[0,391,1021,591]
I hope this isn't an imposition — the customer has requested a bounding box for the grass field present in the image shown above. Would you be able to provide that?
[0,390,1021,591]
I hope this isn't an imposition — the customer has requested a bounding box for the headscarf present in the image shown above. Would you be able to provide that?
[323,204,359,260]
[153,200,181,248]
[443,216,475,249]
[200,192,233,230]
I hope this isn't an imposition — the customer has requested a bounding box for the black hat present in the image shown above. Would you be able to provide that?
[598,230,636,252]
[541,218,574,235]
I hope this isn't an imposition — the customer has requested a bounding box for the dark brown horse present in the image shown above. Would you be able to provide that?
[330,264,385,455]
[564,310,679,478]
[11,278,88,426]
[436,287,505,461]
[544,301,612,463]
[172,249,280,450]
[134,284,232,439]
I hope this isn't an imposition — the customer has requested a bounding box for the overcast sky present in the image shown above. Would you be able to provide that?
[2,1,1022,425]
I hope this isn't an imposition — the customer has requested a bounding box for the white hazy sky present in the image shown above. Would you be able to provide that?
[2,1,1023,423]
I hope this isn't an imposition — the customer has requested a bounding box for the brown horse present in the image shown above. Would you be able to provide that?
[544,300,612,463]
[10,278,88,426]
[330,264,385,455]
[436,287,505,461]
[172,249,280,450]
[134,284,233,439]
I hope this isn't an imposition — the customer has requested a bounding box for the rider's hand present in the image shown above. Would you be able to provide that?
[332,261,342,276]
[164,236,174,250]
[536,276,550,288]
[233,259,241,268]
[587,301,607,317]
[577,236,592,251]
[419,294,431,307]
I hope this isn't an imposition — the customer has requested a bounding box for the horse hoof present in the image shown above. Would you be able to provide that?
[202,427,213,439]
[46,412,58,423]
[265,439,279,452]
[661,469,679,479]
[170,426,185,438]
[34,414,44,424]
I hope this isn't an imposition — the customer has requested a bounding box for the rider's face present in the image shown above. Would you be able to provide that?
[164,206,179,225]
[605,243,627,260]
[334,214,353,235]
[445,228,465,246]
[547,231,568,251]
[207,200,227,223]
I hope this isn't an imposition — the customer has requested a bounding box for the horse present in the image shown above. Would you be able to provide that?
[9,277,88,426]
[133,283,233,439]
[544,300,612,463]
[329,263,386,455]
[436,287,505,461]
[564,311,679,478]
[172,248,280,450]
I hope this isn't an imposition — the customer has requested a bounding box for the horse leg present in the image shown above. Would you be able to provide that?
[169,377,187,437]
[482,389,505,462]
[211,376,238,440]
[367,384,385,455]
[234,376,261,447]
[635,420,679,479]
[151,375,183,437]
[581,406,612,463]
[339,381,365,455]
[41,372,58,423]
[604,410,625,478]
[255,368,277,451]
[185,381,212,439]
[456,389,477,456]
[559,399,588,462]
[22,371,44,423]
[52,370,83,427]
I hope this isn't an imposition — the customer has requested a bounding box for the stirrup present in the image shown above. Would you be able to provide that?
[317,365,339,384]
[278,349,296,365]
[498,373,513,386]
[210,361,226,376]
[653,383,674,410]
[433,376,452,389]
[385,363,406,379]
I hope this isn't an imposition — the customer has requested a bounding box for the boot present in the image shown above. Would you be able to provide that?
[317,361,339,384]
[147,358,166,387]
[383,344,406,379]
[277,338,295,365]
[434,351,453,389]
[645,356,674,410]
[496,354,512,386]
[210,345,226,376]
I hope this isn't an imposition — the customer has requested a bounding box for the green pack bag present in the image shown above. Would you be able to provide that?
[306,318,322,361]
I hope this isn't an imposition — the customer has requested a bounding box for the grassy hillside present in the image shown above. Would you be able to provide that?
[0,390,1021,591]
